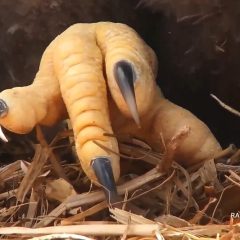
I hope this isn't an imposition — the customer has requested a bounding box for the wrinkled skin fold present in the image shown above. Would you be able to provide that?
[0,22,222,198]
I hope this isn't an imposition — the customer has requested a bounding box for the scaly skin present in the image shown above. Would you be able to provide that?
[109,88,222,167]
[53,24,120,182]
[0,42,67,134]
[0,22,221,185]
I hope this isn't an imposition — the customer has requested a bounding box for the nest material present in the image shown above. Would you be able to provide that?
[0,125,239,239]
[0,1,239,239]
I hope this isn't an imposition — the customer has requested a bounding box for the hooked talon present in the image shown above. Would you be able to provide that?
[114,60,141,127]
[92,157,119,203]
[0,99,8,118]
[0,126,8,142]
[0,99,9,142]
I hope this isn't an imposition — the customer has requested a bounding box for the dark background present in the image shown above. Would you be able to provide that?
[0,0,239,147]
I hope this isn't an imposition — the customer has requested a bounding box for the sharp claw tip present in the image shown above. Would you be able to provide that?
[0,126,8,142]
[134,115,141,128]
[114,61,141,128]
[91,157,118,203]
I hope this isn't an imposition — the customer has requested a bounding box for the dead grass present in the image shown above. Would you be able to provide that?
[0,125,239,240]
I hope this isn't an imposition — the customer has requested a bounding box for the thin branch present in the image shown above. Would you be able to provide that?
[0,223,231,238]
[210,185,232,222]
[210,94,240,117]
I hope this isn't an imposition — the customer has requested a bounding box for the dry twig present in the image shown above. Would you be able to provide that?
[210,94,240,117]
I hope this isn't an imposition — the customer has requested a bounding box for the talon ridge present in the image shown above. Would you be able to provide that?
[114,61,141,127]
[91,157,118,203]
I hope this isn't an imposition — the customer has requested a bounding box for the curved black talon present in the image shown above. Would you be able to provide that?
[114,60,140,127]
[92,157,119,204]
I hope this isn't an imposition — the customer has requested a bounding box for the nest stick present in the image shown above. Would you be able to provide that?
[0,224,160,236]
[0,223,232,238]
[35,167,165,227]
[210,94,240,117]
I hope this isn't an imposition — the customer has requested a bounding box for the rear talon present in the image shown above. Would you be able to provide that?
[91,157,119,204]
